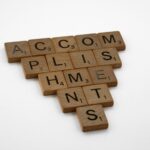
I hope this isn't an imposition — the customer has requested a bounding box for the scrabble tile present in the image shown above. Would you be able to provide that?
[70,50,97,68]
[52,36,79,53]
[21,56,49,79]
[98,31,125,51]
[93,48,122,68]
[57,87,88,113]
[88,66,117,87]
[5,31,126,132]
[5,41,31,63]
[46,53,73,71]
[28,38,55,56]
[64,68,92,88]
[77,104,108,132]
[75,34,101,50]
[82,84,113,107]
[38,71,67,95]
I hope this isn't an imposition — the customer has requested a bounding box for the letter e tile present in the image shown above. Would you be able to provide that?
[88,66,117,87]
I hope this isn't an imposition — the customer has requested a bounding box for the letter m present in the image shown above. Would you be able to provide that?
[68,73,83,83]
[102,34,116,44]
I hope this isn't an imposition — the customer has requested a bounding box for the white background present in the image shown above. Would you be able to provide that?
[0,0,150,150]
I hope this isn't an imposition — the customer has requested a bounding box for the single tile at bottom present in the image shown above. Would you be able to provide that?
[76,104,108,132]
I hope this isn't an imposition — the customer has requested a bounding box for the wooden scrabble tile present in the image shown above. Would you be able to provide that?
[57,87,88,113]
[82,84,113,107]
[46,53,73,71]
[76,104,108,132]
[28,38,55,56]
[21,56,49,79]
[88,66,117,87]
[93,48,122,68]
[70,50,97,68]
[38,71,67,95]
[97,31,125,51]
[52,36,79,53]
[64,68,92,88]
[75,34,101,50]
[5,41,31,63]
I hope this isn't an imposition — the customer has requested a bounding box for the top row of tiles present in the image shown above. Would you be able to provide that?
[5,31,125,63]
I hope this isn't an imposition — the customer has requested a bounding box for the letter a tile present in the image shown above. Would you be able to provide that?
[5,41,31,63]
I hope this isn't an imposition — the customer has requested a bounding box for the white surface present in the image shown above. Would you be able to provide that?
[0,0,150,150]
